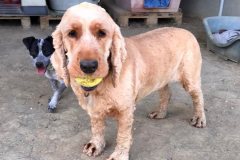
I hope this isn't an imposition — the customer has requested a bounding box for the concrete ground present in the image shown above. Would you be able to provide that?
[0,18,240,160]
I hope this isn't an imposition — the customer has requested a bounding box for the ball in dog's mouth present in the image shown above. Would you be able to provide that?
[75,77,103,91]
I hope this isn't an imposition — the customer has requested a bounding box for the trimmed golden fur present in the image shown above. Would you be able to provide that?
[51,3,206,160]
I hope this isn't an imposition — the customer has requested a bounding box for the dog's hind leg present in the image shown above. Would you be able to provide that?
[181,77,206,128]
[180,54,206,128]
[48,80,66,112]
[180,37,206,128]
[148,85,171,119]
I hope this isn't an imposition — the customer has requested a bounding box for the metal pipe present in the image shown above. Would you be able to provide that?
[218,0,224,16]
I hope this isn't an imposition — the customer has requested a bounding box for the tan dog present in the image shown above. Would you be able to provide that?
[51,2,206,160]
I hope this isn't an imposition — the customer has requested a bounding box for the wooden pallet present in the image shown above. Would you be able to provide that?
[101,0,182,27]
[0,14,30,29]
[40,11,63,29]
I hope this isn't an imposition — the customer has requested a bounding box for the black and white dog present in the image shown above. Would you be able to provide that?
[22,36,66,112]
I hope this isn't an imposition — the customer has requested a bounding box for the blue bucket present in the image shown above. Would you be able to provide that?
[144,0,171,8]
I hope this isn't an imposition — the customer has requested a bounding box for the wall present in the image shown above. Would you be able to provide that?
[180,0,240,18]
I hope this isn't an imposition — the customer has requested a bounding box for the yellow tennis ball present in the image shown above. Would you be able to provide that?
[75,77,103,87]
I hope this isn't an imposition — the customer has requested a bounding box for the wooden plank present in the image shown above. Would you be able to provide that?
[21,17,30,29]
[40,11,63,29]
[0,15,31,29]
[40,16,49,29]
[146,13,158,26]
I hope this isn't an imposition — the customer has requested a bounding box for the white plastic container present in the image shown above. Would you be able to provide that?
[47,0,98,12]
[21,0,48,15]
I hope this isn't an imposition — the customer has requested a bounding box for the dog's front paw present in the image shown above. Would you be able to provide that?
[191,113,206,128]
[48,103,56,113]
[106,149,129,160]
[83,140,105,157]
[148,110,167,119]
[48,98,57,113]
[48,107,56,113]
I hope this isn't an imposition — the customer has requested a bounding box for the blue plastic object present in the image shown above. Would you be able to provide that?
[203,16,240,62]
[144,0,170,8]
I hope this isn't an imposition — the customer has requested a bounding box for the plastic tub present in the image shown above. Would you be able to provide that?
[47,0,98,12]
[21,0,48,15]
[203,16,240,62]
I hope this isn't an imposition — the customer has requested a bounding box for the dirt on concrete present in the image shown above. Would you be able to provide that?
[0,18,240,160]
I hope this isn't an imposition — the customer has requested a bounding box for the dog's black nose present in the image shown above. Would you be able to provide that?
[80,60,98,74]
[36,62,44,68]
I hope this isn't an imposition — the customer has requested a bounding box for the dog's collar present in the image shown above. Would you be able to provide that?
[84,92,89,97]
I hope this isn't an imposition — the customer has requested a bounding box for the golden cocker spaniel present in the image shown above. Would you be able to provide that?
[51,2,206,160]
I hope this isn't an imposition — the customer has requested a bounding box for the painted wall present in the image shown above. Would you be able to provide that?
[180,0,240,18]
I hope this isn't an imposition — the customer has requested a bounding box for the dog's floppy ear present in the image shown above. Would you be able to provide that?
[110,26,127,87]
[45,36,53,44]
[51,26,70,87]
[22,36,35,50]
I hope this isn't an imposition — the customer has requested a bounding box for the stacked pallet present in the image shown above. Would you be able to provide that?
[102,0,182,27]
[0,0,30,29]
[0,0,183,29]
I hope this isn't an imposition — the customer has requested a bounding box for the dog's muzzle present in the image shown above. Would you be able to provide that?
[35,62,46,75]
[80,60,98,74]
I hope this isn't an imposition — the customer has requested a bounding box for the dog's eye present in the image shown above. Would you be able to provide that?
[30,47,38,58]
[42,45,54,57]
[68,30,77,38]
[97,29,106,38]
